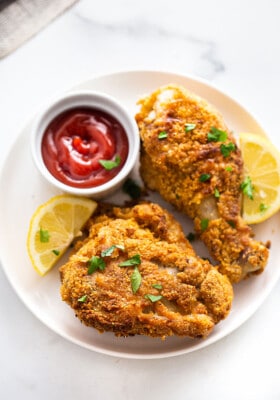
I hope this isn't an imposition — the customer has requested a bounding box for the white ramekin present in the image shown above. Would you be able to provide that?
[31,90,140,199]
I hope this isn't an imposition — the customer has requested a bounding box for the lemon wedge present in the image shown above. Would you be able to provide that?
[27,195,97,275]
[239,132,280,224]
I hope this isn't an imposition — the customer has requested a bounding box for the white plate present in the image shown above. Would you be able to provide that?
[0,70,279,359]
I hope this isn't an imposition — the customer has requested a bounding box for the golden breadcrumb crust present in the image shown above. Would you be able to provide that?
[60,202,233,339]
[136,84,269,282]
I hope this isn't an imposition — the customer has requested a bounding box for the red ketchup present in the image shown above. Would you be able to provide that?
[41,107,129,188]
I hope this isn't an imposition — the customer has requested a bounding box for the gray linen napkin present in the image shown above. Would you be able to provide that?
[0,0,78,58]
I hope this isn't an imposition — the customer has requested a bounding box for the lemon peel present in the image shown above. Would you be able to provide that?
[27,195,97,275]
[239,132,280,224]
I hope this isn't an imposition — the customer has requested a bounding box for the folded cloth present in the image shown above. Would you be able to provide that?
[0,0,78,58]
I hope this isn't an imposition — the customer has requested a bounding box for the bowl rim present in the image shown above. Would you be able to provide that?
[31,90,140,197]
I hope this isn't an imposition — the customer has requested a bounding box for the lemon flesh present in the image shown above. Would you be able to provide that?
[239,132,280,224]
[27,195,97,275]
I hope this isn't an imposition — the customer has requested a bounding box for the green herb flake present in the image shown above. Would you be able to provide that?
[201,218,209,231]
[152,284,162,290]
[88,256,106,274]
[145,294,163,303]
[207,127,227,142]
[52,249,60,256]
[225,166,233,172]
[199,173,211,182]
[39,228,50,243]
[119,254,141,267]
[185,123,196,132]
[260,203,269,213]
[214,188,220,198]
[78,295,87,303]
[101,244,125,257]
[131,267,142,294]
[220,142,236,157]
[187,232,196,242]
[122,178,142,199]
[158,131,168,140]
[227,220,236,228]
[99,155,121,170]
[240,176,254,200]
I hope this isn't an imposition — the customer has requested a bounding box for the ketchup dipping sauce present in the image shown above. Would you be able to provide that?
[41,107,129,188]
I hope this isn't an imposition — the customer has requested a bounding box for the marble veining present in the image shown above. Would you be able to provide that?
[0,0,280,399]
[74,9,225,80]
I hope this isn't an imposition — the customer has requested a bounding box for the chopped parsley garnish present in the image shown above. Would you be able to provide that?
[158,131,168,140]
[214,188,220,198]
[152,284,162,290]
[225,166,233,172]
[39,228,50,243]
[207,127,227,142]
[240,176,254,200]
[220,142,236,157]
[187,232,196,242]
[101,244,125,257]
[122,178,142,199]
[185,123,196,132]
[52,249,60,256]
[199,173,211,182]
[227,221,236,228]
[78,295,87,303]
[260,203,269,213]
[131,267,142,294]
[201,218,209,231]
[145,294,162,303]
[99,155,121,170]
[119,254,141,267]
[88,256,106,274]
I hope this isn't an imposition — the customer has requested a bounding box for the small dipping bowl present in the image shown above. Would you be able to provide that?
[31,91,140,199]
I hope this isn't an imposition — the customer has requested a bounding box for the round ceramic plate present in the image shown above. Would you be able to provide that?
[0,70,279,359]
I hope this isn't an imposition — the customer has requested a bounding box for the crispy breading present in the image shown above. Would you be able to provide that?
[60,202,233,339]
[136,84,269,283]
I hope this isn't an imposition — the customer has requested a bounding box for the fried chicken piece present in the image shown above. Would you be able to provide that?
[60,202,233,339]
[136,84,269,283]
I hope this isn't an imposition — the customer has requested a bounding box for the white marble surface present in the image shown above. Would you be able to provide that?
[0,0,280,398]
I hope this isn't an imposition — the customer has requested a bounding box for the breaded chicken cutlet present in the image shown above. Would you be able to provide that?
[60,202,233,339]
[136,84,269,283]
